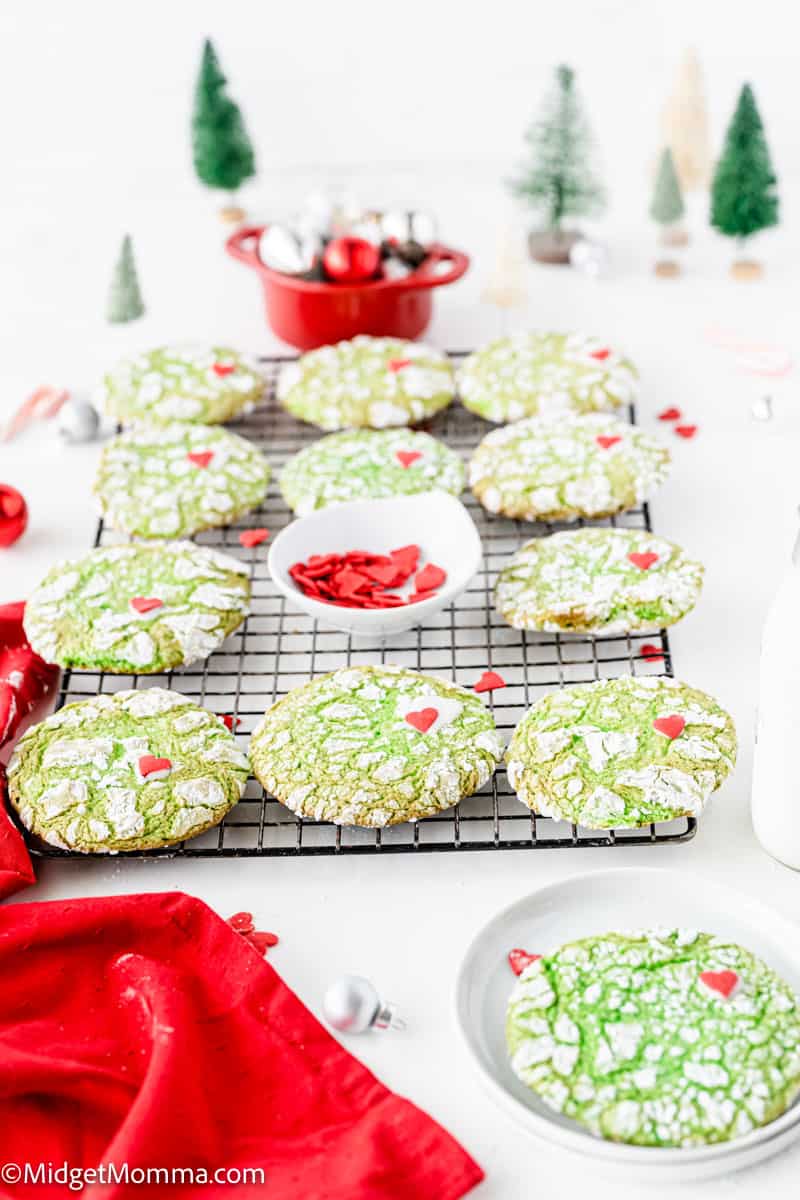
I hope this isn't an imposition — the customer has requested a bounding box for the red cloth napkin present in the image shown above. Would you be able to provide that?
[0,601,58,899]
[0,891,484,1200]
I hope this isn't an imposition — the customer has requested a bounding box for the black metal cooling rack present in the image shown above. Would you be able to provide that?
[30,351,694,859]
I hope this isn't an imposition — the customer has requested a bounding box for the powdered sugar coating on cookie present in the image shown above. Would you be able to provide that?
[506,928,800,1146]
[469,413,670,522]
[277,336,455,430]
[7,688,249,853]
[95,422,270,539]
[506,675,736,828]
[457,332,638,423]
[249,665,503,826]
[496,528,704,634]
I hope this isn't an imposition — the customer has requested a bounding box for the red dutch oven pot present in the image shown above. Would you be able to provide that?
[226,225,470,350]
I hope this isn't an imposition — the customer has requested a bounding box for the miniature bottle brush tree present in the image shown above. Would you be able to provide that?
[191,38,256,222]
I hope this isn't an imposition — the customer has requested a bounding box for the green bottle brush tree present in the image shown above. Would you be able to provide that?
[650,147,686,276]
[191,38,256,223]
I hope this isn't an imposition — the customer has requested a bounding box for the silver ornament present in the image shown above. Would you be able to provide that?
[56,399,100,443]
[322,975,405,1034]
[258,224,320,275]
[569,238,609,279]
[382,257,414,281]
[381,209,437,248]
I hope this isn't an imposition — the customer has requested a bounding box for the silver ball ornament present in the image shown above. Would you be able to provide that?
[322,975,404,1034]
[258,224,320,276]
[569,238,609,279]
[56,399,100,443]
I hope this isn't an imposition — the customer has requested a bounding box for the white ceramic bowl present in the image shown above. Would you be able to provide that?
[268,491,482,638]
[454,868,800,1182]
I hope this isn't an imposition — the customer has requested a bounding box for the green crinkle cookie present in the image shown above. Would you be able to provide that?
[506,675,736,828]
[250,665,504,826]
[458,332,638,423]
[7,688,249,853]
[279,428,465,515]
[97,344,265,425]
[95,422,270,539]
[277,336,455,430]
[496,528,704,634]
[24,542,250,673]
[469,413,670,522]
[506,928,800,1147]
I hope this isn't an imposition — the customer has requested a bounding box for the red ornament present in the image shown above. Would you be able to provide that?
[322,237,380,284]
[508,949,541,975]
[596,435,622,450]
[405,707,438,734]
[699,969,739,999]
[474,670,506,694]
[653,715,685,740]
[628,552,659,571]
[0,486,28,548]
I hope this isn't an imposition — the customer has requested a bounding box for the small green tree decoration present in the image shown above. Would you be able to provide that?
[192,38,256,213]
[511,64,605,261]
[651,148,685,228]
[711,84,778,273]
[106,235,145,324]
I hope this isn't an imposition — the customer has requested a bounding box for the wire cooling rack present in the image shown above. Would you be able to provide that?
[33,351,694,858]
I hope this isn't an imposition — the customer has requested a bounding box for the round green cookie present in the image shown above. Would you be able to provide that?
[506,675,736,828]
[457,332,638,423]
[506,928,800,1147]
[97,344,265,425]
[249,665,504,827]
[277,336,455,430]
[279,428,465,515]
[496,529,704,634]
[7,688,249,853]
[24,542,250,673]
[95,422,270,539]
[469,413,670,522]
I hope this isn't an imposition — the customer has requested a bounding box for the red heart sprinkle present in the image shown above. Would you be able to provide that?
[590,348,611,361]
[675,424,698,439]
[405,707,438,733]
[248,930,279,954]
[388,358,412,372]
[628,552,659,570]
[596,435,622,449]
[390,544,421,574]
[508,949,542,975]
[239,528,269,548]
[407,590,437,604]
[221,713,240,731]
[658,407,682,421]
[639,643,664,662]
[362,560,400,586]
[138,755,172,778]
[415,563,447,592]
[653,715,685,740]
[396,450,422,468]
[699,969,739,999]
[227,911,254,933]
[187,451,214,468]
[130,596,163,614]
[212,362,236,376]
[474,670,506,693]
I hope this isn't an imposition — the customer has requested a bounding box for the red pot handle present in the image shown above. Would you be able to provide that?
[226,225,263,267]
[402,244,470,290]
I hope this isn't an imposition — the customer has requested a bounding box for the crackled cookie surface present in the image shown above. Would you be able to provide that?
[7,688,249,853]
[277,336,455,430]
[24,542,250,673]
[469,413,670,522]
[250,665,503,826]
[97,344,265,425]
[506,928,800,1147]
[506,675,736,828]
[496,529,704,634]
[279,428,464,514]
[95,422,270,539]
[458,332,638,423]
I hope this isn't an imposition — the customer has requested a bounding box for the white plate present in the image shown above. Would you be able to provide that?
[454,868,800,1182]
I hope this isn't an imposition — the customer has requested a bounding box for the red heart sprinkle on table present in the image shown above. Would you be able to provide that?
[227,911,254,933]
[405,707,438,733]
[474,670,506,693]
[653,715,686,740]
[138,755,172,779]
[639,644,664,662]
[388,358,412,372]
[212,362,236,376]
[675,424,698,439]
[248,930,280,954]
[590,348,611,361]
[396,450,422,468]
[699,969,739,999]
[130,596,163,614]
[239,528,269,548]
[508,949,542,975]
[596,435,621,449]
[221,714,241,731]
[415,563,446,592]
[628,552,659,570]
[187,451,214,468]
[658,407,682,421]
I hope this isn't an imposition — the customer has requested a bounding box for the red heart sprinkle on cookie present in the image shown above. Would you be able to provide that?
[212,362,236,376]
[415,563,446,592]
[508,949,542,975]
[658,407,682,421]
[596,435,621,449]
[187,451,214,468]
[699,969,739,999]
[130,596,163,614]
[474,670,506,693]
[138,755,172,779]
[639,643,664,662]
[675,424,698,439]
[590,349,611,361]
[628,552,659,570]
[653,715,685,740]
[388,358,412,372]
[405,707,438,733]
[396,450,422,468]
[239,528,269,548]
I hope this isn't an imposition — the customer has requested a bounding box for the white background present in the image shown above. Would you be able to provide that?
[3,2,800,1195]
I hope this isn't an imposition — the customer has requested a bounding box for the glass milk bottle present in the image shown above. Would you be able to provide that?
[752,531,800,868]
